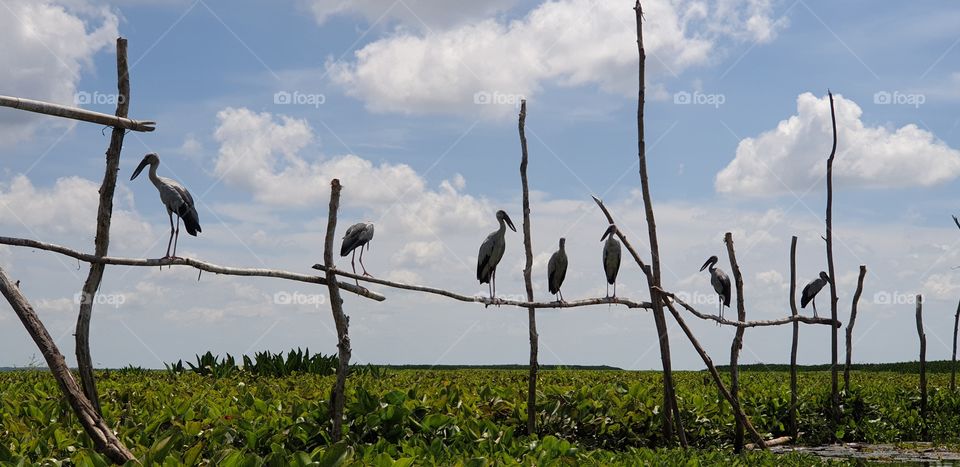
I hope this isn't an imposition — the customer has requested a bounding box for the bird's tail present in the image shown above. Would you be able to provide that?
[178,205,202,236]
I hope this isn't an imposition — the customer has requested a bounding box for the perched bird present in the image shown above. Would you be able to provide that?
[341,222,375,283]
[131,153,201,258]
[700,255,731,321]
[600,225,622,298]
[801,271,831,318]
[477,210,516,300]
[547,238,568,302]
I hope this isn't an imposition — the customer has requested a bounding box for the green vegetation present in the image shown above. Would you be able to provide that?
[2,364,958,465]
[717,360,959,373]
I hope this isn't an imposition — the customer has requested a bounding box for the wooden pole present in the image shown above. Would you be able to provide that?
[916,294,927,440]
[824,90,840,431]
[844,265,867,392]
[0,95,155,132]
[788,236,799,439]
[634,0,682,445]
[322,179,350,442]
[75,37,131,415]
[0,267,134,463]
[662,298,766,449]
[724,232,747,452]
[952,299,959,392]
[518,100,539,434]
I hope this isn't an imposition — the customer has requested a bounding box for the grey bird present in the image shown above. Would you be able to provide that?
[341,222,375,282]
[131,153,201,258]
[547,237,568,302]
[477,210,516,300]
[801,271,831,318]
[700,255,731,321]
[601,225,622,298]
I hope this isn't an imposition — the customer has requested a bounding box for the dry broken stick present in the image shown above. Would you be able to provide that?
[518,100,539,434]
[323,179,351,442]
[655,287,841,328]
[0,236,384,302]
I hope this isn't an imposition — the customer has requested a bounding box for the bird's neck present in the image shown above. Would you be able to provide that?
[709,263,716,273]
[497,218,506,233]
[147,163,162,187]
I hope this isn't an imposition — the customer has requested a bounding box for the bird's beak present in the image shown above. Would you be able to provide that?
[130,158,150,181]
[699,258,712,272]
[504,213,517,232]
[601,225,616,241]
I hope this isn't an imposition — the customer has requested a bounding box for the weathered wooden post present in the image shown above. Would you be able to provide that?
[724,232,747,452]
[322,179,351,441]
[844,266,867,392]
[788,236,799,439]
[916,294,927,440]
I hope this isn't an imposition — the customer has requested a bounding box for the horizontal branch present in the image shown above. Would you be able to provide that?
[654,287,841,328]
[312,264,652,310]
[0,95,155,132]
[0,236,383,301]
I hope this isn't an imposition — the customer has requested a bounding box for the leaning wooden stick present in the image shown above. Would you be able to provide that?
[323,179,351,442]
[724,232,747,452]
[0,95,155,132]
[661,298,766,449]
[953,299,959,392]
[312,264,650,310]
[844,265,867,392]
[789,236,799,439]
[0,267,135,463]
[655,287,840,328]
[0,236,384,301]
[916,294,928,439]
[518,100,539,435]
[824,90,841,429]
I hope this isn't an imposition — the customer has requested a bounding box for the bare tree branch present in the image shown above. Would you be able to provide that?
[825,89,840,429]
[518,100,539,434]
[323,179,350,442]
[724,232,747,452]
[655,287,840,328]
[0,95,155,132]
[844,265,867,391]
[789,236,799,439]
[0,236,385,301]
[916,294,928,440]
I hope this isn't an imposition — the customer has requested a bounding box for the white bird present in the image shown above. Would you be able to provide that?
[131,153,201,258]
[341,222,375,282]
[700,255,731,321]
[601,225,622,298]
[476,210,516,300]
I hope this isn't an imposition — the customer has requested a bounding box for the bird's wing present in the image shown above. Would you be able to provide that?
[476,231,497,282]
[714,269,732,306]
[603,239,621,284]
[340,223,366,256]
[163,178,201,235]
[800,279,823,308]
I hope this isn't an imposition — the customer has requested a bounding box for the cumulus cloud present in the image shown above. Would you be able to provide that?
[212,107,490,237]
[0,175,153,251]
[306,0,518,29]
[715,92,960,196]
[327,0,786,117]
[0,0,119,142]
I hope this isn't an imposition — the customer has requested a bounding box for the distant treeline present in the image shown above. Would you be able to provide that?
[380,364,623,371]
[715,360,958,373]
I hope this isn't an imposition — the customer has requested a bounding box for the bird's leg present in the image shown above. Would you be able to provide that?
[492,269,498,305]
[813,299,818,318]
[606,283,610,299]
[164,211,175,259]
[558,290,565,303]
[172,216,181,258]
[351,250,359,287]
[613,282,617,299]
[359,246,371,277]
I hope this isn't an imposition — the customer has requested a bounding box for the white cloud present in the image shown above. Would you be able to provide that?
[306,0,518,29]
[715,92,960,196]
[212,107,491,237]
[0,175,153,251]
[0,1,119,142]
[327,0,785,117]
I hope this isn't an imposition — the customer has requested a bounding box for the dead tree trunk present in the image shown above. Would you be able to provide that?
[916,294,927,440]
[76,37,131,415]
[724,233,747,452]
[323,179,351,442]
[0,268,134,463]
[844,265,867,392]
[952,299,959,392]
[634,0,683,445]
[824,90,840,432]
[662,298,766,449]
[518,100,539,434]
[789,236,799,439]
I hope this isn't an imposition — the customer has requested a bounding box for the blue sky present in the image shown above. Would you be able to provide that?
[1,0,959,370]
